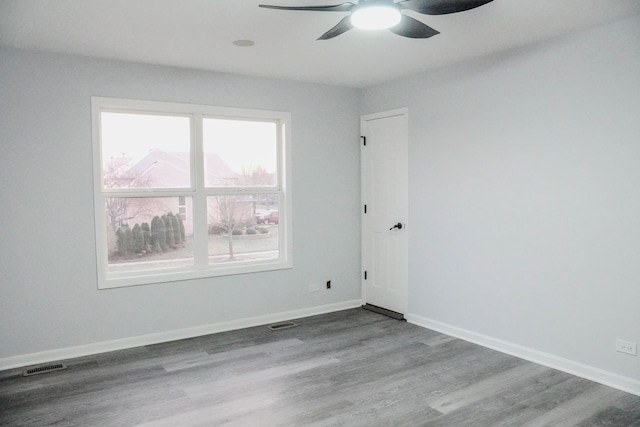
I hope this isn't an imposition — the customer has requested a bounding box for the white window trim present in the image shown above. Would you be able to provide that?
[92,97,293,289]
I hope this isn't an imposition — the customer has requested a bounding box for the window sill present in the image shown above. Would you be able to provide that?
[98,259,293,289]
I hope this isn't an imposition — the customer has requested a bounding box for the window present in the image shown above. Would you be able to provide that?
[178,196,186,220]
[92,97,292,289]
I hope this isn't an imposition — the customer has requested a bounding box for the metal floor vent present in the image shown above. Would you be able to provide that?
[267,321,298,331]
[23,363,67,377]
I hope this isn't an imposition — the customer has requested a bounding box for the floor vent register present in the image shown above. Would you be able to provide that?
[23,363,67,377]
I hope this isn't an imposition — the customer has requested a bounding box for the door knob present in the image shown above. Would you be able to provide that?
[390,223,403,230]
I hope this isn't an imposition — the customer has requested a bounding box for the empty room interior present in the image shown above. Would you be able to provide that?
[1,0,640,425]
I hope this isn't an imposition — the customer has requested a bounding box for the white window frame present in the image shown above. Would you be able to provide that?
[92,97,292,289]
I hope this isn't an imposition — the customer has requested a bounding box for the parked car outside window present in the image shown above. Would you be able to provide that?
[256,210,279,225]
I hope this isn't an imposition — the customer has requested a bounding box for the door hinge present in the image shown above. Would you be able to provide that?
[361,136,366,146]
[364,271,368,280]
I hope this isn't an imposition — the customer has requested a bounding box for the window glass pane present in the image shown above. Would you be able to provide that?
[207,196,279,263]
[203,118,277,187]
[101,112,191,189]
[105,197,193,273]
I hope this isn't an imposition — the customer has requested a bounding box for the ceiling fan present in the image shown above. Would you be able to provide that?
[258,0,493,40]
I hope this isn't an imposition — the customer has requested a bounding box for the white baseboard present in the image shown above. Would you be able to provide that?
[0,299,363,371]
[406,313,640,397]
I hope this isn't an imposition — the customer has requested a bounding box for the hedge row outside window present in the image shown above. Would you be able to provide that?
[92,97,292,289]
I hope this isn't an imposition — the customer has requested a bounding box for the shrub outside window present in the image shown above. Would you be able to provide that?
[92,97,292,289]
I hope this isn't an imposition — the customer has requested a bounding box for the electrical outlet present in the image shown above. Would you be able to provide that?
[616,339,637,356]
[309,283,320,292]
[326,280,331,289]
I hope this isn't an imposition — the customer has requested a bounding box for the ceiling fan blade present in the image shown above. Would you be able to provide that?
[390,15,439,38]
[398,0,493,15]
[259,2,355,12]
[318,16,353,40]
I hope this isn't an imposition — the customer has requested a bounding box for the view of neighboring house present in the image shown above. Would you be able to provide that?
[104,148,257,236]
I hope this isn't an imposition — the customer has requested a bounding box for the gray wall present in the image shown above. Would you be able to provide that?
[0,48,361,359]
[361,15,640,381]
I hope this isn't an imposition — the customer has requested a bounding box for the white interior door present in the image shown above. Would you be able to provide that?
[361,108,408,315]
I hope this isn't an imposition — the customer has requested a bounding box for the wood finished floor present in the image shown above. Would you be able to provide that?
[1,308,639,426]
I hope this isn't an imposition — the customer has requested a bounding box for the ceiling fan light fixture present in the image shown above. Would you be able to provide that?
[350,3,401,30]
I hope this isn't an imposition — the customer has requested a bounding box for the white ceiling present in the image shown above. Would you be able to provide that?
[1,0,640,88]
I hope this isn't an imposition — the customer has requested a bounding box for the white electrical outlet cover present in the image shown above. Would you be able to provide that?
[616,339,637,356]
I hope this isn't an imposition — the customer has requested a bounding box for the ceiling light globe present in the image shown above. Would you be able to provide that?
[351,4,401,30]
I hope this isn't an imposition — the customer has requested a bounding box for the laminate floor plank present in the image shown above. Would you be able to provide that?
[2,372,187,427]
[94,345,155,367]
[229,396,356,427]
[1,308,639,426]
[163,338,304,373]
[422,334,458,347]
[182,356,341,399]
[421,371,584,427]
[474,375,595,427]
[577,406,640,427]
[520,385,634,427]
[335,342,523,409]
[429,364,548,414]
